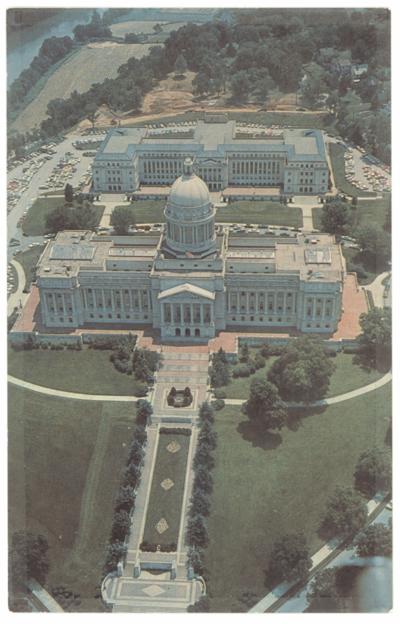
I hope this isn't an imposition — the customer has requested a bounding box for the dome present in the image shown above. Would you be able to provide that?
[164,158,216,255]
[167,158,212,221]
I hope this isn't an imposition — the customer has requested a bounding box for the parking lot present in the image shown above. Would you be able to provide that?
[344,147,391,193]
[7,133,99,260]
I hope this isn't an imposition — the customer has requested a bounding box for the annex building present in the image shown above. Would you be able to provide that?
[92,118,329,195]
[36,159,344,340]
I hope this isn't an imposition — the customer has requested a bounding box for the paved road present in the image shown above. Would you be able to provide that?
[7,134,95,258]
[277,505,392,613]
[364,271,390,308]
[7,259,27,316]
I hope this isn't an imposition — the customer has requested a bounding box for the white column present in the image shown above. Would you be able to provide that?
[200,304,204,325]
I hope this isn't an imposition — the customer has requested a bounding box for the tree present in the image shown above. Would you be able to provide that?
[110,206,133,235]
[210,358,230,388]
[357,307,391,370]
[355,223,390,268]
[190,488,211,517]
[355,523,392,557]
[268,337,335,402]
[174,54,188,76]
[186,513,208,548]
[268,532,312,583]
[187,596,210,612]
[242,379,287,431]
[9,532,49,587]
[198,420,217,450]
[230,71,250,102]
[187,546,204,575]
[153,23,163,34]
[115,485,136,512]
[86,109,98,130]
[307,568,341,612]
[198,402,215,424]
[239,343,250,362]
[322,486,368,538]
[64,183,74,203]
[193,466,213,495]
[192,72,211,96]
[127,439,145,466]
[111,510,130,540]
[193,443,215,471]
[354,447,391,496]
[320,199,351,235]
[136,399,153,426]
[104,541,127,572]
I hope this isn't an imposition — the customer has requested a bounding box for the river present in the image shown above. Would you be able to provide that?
[7,9,92,85]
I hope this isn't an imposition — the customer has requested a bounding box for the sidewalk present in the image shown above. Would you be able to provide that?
[249,493,387,613]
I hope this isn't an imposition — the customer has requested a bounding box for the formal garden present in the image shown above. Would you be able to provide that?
[141,429,191,550]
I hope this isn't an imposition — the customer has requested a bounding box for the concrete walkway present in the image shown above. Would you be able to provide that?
[9,369,391,407]
[222,371,392,408]
[364,271,390,308]
[290,196,321,232]
[249,492,388,613]
[7,259,28,317]
[7,375,138,402]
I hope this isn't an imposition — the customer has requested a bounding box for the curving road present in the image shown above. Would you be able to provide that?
[7,375,138,402]
[8,370,391,405]
[222,371,392,408]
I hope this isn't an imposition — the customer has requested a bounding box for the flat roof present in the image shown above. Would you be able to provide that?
[97,122,327,162]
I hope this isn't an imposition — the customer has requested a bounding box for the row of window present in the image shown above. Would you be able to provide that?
[231,161,281,175]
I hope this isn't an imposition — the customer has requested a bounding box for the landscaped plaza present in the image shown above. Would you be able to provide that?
[8,31,392,612]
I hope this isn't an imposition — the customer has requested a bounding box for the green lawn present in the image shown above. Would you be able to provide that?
[8,386,135,611]
[313,194,391,232]
[329,143,376,198]
[219,352,384,400]
[216,202,302,227]
[142,431,191,547]
[205,383,391,612]
[8,347,141,396]
[116,201,165,224]
[14,245,46,290]
[22,197,104,236]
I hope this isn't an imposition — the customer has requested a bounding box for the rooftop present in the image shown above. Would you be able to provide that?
[96,122,327,162]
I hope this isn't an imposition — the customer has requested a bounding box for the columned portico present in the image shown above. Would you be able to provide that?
[158,283,215,340]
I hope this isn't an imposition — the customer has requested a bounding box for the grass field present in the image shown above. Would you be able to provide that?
[313,194,390,232]
[117,201,165,223]
[8,347,141,396]
[216,202,302,227]
[142,431,191,547]
[12,42,155,133]
[22,197,104,236]
[205,383,391,611]
[8,386,136,611]
[14,245,46,290]
[329,144,376,198]
[219,352,384,400]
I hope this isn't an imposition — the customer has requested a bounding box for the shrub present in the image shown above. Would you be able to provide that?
[140,541,158,552]
[159,427,191,436]
[213,388,227,399]
[134,383,148,397]
[113,359,129,374]
[254,353,266,369]
[232,364,252,378]
[211,398,225,411]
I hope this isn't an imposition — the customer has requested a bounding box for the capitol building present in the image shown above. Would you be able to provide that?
[92,118,329,195]
[37,159,344,340]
